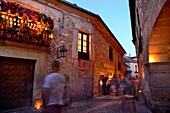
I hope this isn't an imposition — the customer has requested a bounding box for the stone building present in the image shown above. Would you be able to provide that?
[129,0,170,112]
[124,55,138,78]
[0,0,126,112]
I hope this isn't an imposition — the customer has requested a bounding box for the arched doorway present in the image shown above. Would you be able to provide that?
[149,0,170,63]
[148,0,170,111]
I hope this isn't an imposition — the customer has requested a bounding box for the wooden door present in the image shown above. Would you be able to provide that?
[0,57,36,111]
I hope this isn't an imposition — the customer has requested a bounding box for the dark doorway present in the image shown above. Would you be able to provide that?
[0,57,36,111]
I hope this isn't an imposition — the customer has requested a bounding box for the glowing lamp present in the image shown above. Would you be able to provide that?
[21,20,24,23]
[18,16,22,19]
[13,18,16,21]
[34,99,43,110]
[10,17,12,21]
[57,44,68,58]
[1,11,7,14]
[100,81,103,85]
[28,20,32,22]
[10,14,15,17]
[149,55,156,63]
[1,15,5,18]
[49,34,53,39]
[36,21,40,24]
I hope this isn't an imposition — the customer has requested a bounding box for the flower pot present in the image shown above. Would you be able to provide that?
[10,9,16,16]
[13,34,17,39]
[18,12,23,18]
[7,33,12,38]
[1,7,8,14]
[42,19,47,24]
[36,17,41,22]
[0,30,4,36]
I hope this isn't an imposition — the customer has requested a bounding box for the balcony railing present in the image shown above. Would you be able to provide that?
[0,0,54,46]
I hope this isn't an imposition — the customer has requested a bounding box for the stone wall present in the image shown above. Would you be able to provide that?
[133,0,170,112]
[93,29,123,96]
[39,0,125,100]
[147,62,170,112]
[1,0,125,105]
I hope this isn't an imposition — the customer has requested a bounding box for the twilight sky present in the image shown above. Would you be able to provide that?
[66,0,136,56]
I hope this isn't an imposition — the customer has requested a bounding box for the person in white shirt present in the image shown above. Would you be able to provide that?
[42,61,66,113]
[120,71,136,113]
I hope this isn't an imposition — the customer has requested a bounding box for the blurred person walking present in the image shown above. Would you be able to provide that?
[120,71,137,113]
[42,61,66,113]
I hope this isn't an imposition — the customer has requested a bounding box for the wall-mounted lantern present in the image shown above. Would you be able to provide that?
[57,44,68,59]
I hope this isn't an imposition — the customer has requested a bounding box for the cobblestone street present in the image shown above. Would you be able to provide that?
[62,95,152,113]
[1,95,152,113]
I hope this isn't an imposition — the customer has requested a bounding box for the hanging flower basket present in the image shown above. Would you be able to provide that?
[18,11,23,18]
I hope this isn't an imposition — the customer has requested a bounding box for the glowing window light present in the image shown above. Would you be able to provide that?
[6,16,8,19]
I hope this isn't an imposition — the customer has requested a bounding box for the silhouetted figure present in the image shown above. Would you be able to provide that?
[106,78,111,95]
[102,76,108,96]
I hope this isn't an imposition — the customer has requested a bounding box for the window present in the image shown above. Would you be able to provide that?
[109,46,113,61]
[118,55,121,70]
[78,32,91,60]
